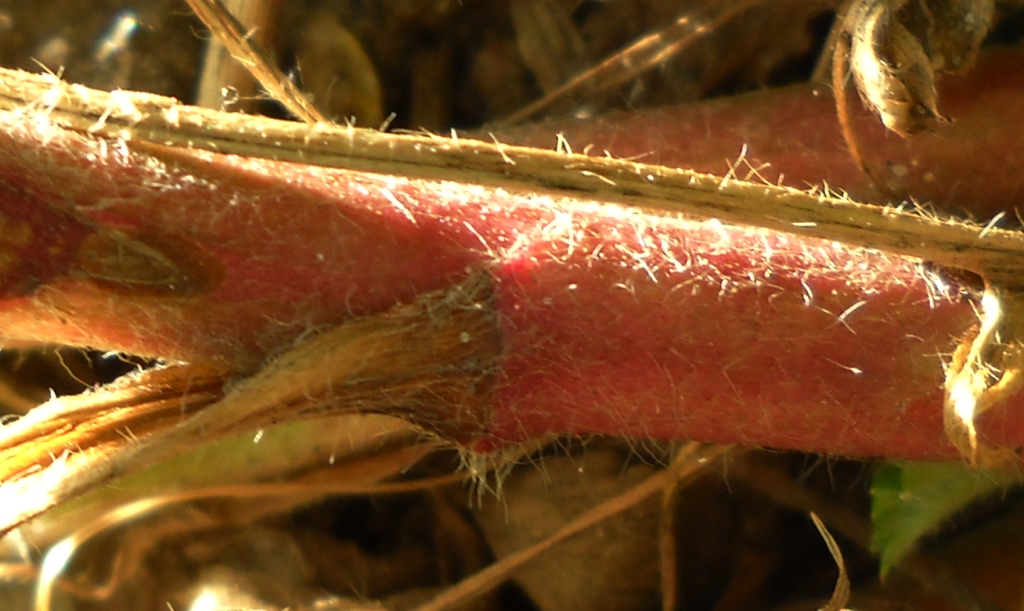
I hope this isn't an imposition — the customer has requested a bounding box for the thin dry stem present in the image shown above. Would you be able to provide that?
[184,0,325,123]
[1,67,1023,279]
[496,0,765,126]
[195,0,281,112]
[659,458,686,611]
[831,27,875,193]
[811,513,851,611]
[413,444,728,611]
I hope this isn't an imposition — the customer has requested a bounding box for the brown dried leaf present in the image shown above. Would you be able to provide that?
[473,447,662,611]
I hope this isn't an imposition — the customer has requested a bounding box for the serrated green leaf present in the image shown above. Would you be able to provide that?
[871,461,1022,577]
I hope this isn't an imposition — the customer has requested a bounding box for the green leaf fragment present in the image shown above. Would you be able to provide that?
[871,461,1022,577]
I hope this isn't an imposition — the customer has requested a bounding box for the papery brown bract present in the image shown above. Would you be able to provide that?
[839,0,994,137]
[847,0,948,136]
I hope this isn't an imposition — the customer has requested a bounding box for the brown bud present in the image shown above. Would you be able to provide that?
[848,0,949,136]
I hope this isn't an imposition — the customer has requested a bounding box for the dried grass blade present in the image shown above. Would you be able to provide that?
[195,0,280,111]
[811,512,851,611]
[0,277,499,536]
[183,0,326,123]
[497,0,765,126]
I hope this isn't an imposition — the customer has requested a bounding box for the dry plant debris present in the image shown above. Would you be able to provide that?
[827,0,997,192]
[0,1,1022,610]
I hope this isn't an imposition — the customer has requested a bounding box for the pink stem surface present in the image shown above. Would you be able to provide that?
[496,46,1024,221]
[1,47,1022,460]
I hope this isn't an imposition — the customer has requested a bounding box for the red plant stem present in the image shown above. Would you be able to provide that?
[496,45,1024,222]
[486,216,986,459]
[1,47,1022,461]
